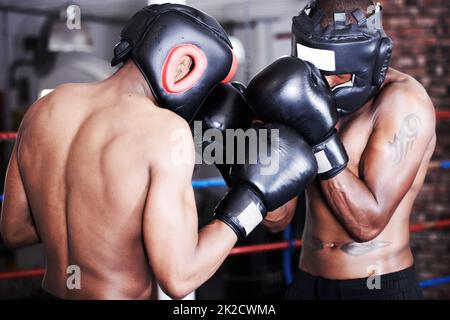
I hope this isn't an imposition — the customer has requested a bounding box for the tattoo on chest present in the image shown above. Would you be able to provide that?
[340,240,391,256]
[389,114,421,165]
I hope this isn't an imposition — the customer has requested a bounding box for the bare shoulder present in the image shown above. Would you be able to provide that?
[150,109,195,171]
[27,83,87,113]
[374,69,436,137]
[20,83,78,124]
[121,96,195,169]
[43,83,87,102]
[124,94,192,139]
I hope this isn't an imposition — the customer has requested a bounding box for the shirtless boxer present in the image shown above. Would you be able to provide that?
[0,4,317,299]
[245,0,436,299]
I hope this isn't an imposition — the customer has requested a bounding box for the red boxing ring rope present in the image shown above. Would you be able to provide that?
[0,132,17,140]
[0,218,449,280]
[230,218,450,256]
[436,111,450,119]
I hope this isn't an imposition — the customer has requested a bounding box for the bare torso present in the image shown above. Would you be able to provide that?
[300,68,436,279]
[16,80,179,299]
[1,56,240,300]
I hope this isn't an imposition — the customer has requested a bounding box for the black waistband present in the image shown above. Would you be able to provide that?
[298,265,419,290]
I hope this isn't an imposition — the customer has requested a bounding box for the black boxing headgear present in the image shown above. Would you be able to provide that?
[111,3,237,122]
[292,1,393,116]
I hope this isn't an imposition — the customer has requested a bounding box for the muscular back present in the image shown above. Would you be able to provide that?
[17,83,169,299]
[301,69,436,279]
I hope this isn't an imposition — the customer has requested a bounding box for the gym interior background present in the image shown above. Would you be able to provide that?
[0,0,449,299]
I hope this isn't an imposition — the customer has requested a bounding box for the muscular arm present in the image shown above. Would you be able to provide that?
[262,197,298,233]
[0,136,39,248]
[142,120,237,299]
[321,85,435,242]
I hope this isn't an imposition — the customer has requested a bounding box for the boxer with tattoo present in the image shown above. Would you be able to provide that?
[253,0,436,299]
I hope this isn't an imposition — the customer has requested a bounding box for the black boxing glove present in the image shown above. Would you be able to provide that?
[214,122,317,239]
[245,56,348,179]
[192,82,253,185]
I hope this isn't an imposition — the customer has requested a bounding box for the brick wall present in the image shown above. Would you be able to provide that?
[382,0,450,299]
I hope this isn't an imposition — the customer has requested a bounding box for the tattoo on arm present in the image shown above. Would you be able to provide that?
[340,240,391,256]
[389,114,421,165]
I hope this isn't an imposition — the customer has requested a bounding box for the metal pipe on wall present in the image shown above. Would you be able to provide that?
[0,4,126,25]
